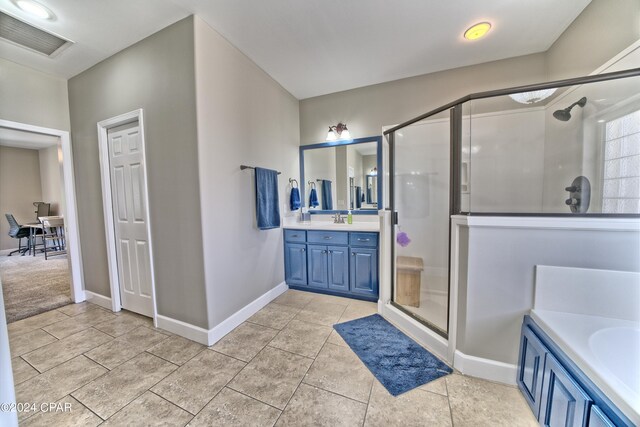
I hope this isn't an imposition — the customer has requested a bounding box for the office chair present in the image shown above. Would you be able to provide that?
[5,214,31,256]
[34,202,51,221]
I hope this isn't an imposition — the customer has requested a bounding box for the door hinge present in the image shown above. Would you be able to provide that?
[392,211,399,225]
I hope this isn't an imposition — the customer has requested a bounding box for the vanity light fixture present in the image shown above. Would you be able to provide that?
[509,89,557,105]
[13,0,54,20]
[463,22,491,40]
[326,123,351,141]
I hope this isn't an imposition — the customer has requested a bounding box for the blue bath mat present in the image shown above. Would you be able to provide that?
[334,314,452,396]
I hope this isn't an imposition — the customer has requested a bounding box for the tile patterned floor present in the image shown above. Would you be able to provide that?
[9,290,538,426]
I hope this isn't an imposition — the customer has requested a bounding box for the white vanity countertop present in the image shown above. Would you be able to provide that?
[282,217,380,232]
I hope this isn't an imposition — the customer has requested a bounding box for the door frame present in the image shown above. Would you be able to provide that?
[96,109,158,323]
[0,119,85,303]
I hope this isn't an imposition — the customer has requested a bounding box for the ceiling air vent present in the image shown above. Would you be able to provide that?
[0,11,72,56]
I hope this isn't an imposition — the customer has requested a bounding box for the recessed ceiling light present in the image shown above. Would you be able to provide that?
[13,0,54,20]
[464,22,491,40]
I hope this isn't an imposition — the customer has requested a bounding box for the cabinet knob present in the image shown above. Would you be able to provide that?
[324,236,332,240]
[301,248,305,252]
[352,252,356,256]
[322,250,327,253]
[358,238,370,242]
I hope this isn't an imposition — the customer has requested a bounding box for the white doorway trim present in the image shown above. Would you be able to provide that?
[96,109,158,324]
[0,119,85,303]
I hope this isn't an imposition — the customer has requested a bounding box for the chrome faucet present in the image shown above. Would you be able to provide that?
[333,213,345,224]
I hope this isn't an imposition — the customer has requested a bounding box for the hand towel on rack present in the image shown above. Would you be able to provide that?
[355,186,362,209]
[309,187,319,208]
[366,186,372,204]
[254,167,281,230]
[290,187,301,211]
[321,180,333,210]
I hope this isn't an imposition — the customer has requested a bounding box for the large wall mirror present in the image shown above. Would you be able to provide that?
[300,136,382,214]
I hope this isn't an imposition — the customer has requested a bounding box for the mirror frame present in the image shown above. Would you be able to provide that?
[299,135,383,215]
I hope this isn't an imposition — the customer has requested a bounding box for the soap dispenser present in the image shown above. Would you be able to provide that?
[347,210,353,224]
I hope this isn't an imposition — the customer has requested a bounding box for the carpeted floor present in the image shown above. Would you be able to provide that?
[0,253,71,323]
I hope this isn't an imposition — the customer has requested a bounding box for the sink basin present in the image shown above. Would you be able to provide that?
[589,327,640,395]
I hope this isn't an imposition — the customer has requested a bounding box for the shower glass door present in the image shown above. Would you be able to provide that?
[390,109,453,337]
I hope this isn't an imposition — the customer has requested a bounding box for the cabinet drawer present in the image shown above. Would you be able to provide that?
[284,229,306,243]
[350,232,378,247]
[307,230,348,245]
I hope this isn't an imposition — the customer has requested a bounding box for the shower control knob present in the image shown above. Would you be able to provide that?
[565,186,578,192]
[565,198,579,206]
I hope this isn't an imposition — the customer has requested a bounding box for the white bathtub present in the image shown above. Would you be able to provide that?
[531,309,640,425]
[532,265,640,425]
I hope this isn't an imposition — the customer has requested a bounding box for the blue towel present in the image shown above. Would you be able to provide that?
[355,186,362,209]
[254,167,280,230]
[309,188,319,207]
[366,186,372,204]
[321,180,333,210]
[290,187,301,211]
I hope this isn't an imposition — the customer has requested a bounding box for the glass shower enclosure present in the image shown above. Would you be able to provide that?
[385,68,640,337]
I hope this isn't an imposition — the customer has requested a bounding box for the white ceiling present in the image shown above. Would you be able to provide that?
[0,0,591,99]
[0,127,59,149]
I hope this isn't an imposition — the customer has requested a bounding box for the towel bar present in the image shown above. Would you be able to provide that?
[240,165,281,175]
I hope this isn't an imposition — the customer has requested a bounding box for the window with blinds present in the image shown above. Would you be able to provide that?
[602,110,640,213]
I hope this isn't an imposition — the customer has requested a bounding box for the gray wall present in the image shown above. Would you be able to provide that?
[38,146,64,216]
[546,0,640,80]
[0,146,42,250]
[68,17,208,328]
[299,0,640,146]
[300,52,546,144]
[0,58,70,131]
[193,17,300,328]
[458,225,640,365]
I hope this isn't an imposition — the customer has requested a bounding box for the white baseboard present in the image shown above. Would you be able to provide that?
[207,281,288,345]
[156,314,210,345]
[85,291,112,310]
[155,282,289,346]
[453,350,517,385]
[380,303,449,362]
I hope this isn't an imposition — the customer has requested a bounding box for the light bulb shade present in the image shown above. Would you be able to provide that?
[326,128,337,141]
[509,88,557,105]
[340,129,351,140]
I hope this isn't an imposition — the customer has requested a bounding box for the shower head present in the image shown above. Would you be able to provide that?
[553,97,587,121]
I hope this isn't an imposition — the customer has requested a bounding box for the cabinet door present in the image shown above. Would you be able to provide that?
[327,246,349,291]
[587,406,615,427]
[539,352,592,427]
[284,243,307,286]
[518,326,546,418]
[307,245,328,289]
[350,248,378,297]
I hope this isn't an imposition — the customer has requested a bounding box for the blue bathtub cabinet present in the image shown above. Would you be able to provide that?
[283,229,379,301]
[518,316,633,427]
[539,352,591,427]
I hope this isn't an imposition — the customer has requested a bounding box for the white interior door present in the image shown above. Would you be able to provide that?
[107,123,153,317]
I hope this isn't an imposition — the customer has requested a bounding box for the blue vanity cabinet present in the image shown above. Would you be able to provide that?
[283,229,379,301]
[350,247,378,297]
[518,325,546,418]
[539,352,591,427]
[307,244,329,288]
[518,316,634,427]
[327,246,349,291]
[284,243,307,286]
